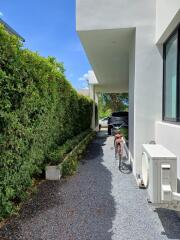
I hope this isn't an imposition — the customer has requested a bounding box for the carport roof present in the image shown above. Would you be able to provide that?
[78,28,134,93]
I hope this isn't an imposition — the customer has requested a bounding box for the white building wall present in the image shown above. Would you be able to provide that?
[155,0,180,187]
[77,0,179,177]
[156,0,180,43]
[77,0,155,30]
[133,24,163,175]
[77,0,163,176]
[128,31,135,165]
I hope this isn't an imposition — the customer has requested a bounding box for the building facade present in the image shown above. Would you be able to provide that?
[76,0,180,183]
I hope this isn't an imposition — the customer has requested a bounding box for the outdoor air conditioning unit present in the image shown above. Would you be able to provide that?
[141,144,177,204]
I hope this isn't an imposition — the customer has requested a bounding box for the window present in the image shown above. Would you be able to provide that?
[163,25,180,122]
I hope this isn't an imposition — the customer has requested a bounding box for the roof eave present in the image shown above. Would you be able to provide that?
[0,18,25,42]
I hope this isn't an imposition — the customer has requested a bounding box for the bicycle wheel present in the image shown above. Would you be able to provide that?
[119,153,122,170]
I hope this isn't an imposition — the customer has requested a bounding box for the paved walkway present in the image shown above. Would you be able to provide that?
[0,131,180,240]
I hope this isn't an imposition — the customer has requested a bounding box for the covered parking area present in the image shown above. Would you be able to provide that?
[77,28,136,173]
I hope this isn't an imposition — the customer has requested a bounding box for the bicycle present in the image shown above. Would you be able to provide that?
[114,133,123,170]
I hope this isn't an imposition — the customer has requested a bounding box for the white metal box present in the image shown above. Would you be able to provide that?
[142,144,177,203]
[45,166,62,180]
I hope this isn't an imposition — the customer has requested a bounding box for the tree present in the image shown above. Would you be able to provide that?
[98,93,128,118]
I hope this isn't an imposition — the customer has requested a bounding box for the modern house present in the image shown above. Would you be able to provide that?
[0,18,24,41]
[76,0,180,186]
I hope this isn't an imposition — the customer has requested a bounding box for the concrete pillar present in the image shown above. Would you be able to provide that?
[89,84,96,130]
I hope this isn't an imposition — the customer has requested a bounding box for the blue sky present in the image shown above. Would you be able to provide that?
[0,0,91,89]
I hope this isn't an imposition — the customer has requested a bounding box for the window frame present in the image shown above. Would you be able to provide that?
[163,24,180,122]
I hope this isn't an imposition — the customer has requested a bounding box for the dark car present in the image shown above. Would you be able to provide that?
[108,111,128,135]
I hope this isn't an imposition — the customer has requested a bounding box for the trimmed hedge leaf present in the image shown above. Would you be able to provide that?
[0,24,93,218]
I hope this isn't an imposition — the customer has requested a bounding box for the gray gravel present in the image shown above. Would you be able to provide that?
[0,131,180,240]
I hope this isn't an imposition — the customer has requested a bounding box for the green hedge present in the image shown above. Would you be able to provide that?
[0,25,93,218]
[120,127,128,140]
[61,131,96,176]
[46,129,91,165]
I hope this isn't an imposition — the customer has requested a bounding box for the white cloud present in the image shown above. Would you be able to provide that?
[0,12,3,17]
[78,72,91,89]
[78,77,84,81]
[82,86,89,90]
[78,73,88,82]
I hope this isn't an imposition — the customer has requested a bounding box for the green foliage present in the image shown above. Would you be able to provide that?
[0,25,93,219]
[98,93,128,118]
[61,131,95,176]
[46,130,91,165]
[119,127,128,140]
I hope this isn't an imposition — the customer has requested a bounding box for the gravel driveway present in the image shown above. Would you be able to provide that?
[0,131,180,240]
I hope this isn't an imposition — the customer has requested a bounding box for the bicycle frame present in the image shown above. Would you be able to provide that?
[117,144,122,170]
[114,135,124,170]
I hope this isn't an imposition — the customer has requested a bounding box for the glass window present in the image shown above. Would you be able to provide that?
[163,27,179,122]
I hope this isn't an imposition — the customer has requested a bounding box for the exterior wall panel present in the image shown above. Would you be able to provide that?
[129,30,136,166]
[77,0,179,177]
[156,0,180,43]
[77,0,156,31]
[134,24,163,175]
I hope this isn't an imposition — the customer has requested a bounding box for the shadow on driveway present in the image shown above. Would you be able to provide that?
[155,208,180,239]
[1,131,180,240]
[0,132,116,240]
